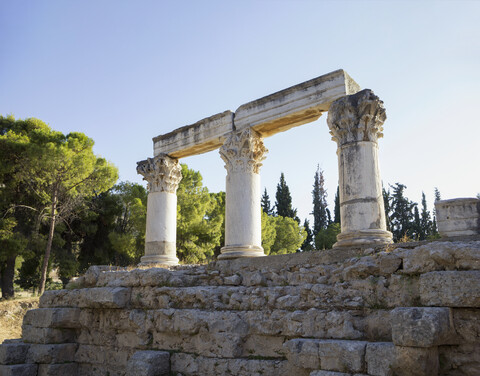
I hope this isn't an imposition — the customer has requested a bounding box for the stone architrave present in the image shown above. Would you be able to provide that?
[218,128,268,259]
[137,154,182,266]
[327,89,393,247]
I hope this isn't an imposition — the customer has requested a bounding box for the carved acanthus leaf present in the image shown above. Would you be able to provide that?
[327,89,386,145]
[137,154,182,193]
[219,128,268,174]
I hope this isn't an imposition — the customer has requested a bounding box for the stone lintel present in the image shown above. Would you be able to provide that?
[152,69,359,158]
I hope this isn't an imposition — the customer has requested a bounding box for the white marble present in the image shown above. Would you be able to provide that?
[218,129,267,259]
[435,198,479,237]
[137,154,182,266]
[327,89,393,247]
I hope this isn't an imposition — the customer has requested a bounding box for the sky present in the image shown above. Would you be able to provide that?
[1,0,479,223]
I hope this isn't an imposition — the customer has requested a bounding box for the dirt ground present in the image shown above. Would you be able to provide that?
[0,297,39,343]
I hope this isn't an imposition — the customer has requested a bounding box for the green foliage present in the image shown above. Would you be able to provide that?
[333,186,340,225]
[312,166,328,234]
[176,164,223,264]
[275,173,297,220]
[261,211,276,255]
[0,116,118,295]
[315,222,340,250]
[300,219,314,252]
[261,188,274,215]
[270,215,306,255]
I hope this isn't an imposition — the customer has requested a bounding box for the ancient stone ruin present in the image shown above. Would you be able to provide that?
[1,70,479,376]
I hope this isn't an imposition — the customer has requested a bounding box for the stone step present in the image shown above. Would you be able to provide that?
[284,339,395,376]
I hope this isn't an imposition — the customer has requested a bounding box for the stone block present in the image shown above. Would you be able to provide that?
[0,343,30,365]
[310,372,368,376]
[21,326,75,344]
[435,198,480,237]
[23,308,81,329]
[420,271,480,307]
[79,287,131,308]
[0,364,37,376]
[438,343,480,375]
[37,363,78,376]
[284,339,367,373]
[317,340,366,373]
[26,343,77,363]
[391,346,438,376]
[126,350,170,376]
[391,307,455,347]
[365,342,395,376]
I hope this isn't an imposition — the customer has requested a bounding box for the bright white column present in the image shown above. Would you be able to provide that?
[137,154,182,266]
[218,128,268,259]
[327,89,393,247]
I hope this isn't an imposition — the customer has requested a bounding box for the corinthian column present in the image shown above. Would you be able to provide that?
[327,89,393,247]
[218,128,268,259]
[137,154,182,266]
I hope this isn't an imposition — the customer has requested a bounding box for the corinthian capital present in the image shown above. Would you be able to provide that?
[327,89,386,145]
[137,154,182,193]
[220,128,268,174]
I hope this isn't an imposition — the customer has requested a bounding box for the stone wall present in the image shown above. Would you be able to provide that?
[1,239,479,376]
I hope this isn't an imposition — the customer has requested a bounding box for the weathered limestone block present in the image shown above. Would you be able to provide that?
[435,198,480,237]
[452,309,480,343]
[21,326,75,344]
[0,342,30,365]
[170,352,293,376]
[126,350,170,376]
[26,343,77,364]
[284,339,367,373]
[420,271,480,307]
[391,346,438,376]
[79,287,131,308]
[37,363,77,376]
[74,344,135,368]
[365,342,395,376]
[391,307,456,347]
[438,343,480,376]
[0,364,37,376]
[243,334,286,358]
[23,308,81,328]
[310,372,368,376]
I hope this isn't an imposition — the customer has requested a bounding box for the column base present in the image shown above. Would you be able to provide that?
[218,245,265,260]
[333,229,393,248]
[138,254,179,267]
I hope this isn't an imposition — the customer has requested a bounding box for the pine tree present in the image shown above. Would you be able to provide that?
[275,173,297,219]
[261,188,273,215]
[334,186,341,225]
[413,205,421,240]
[301,219,314,252]
[383,187,392,233]
[311,166,328,235]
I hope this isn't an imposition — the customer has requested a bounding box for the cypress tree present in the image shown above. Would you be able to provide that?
[334,186,341,225]
[420,192,432,240]
[389,183,416,241]
[275,173,297,219]
[311,166,328,235]
[301,219,314,252]
[261,188,273,215]
[432,187,441,235]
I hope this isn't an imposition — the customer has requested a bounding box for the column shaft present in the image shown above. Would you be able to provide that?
[218,129,267,259]
[137,154,182,266]
[327,89,393,247]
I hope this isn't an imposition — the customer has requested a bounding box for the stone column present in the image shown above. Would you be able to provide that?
[327,89,393,247]
[218,128,268,259]
[137,154,182,266]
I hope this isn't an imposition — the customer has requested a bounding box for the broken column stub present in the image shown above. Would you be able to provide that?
[137,154,182,266]
[327,89,393,248]
[435,198,480,237]
[218,128,267,259]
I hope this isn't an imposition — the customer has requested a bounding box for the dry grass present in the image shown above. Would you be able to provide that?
[0,297,39,343]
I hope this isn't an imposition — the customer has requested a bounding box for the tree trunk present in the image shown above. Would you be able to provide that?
[1,255,17,299]
[38,192,58,296]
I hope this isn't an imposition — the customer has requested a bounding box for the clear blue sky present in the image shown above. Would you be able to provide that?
[1,0,479,222]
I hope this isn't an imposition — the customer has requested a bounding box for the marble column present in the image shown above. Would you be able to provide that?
[218,128,268,259]
[327,89,393,247]
[137,154,182,266]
